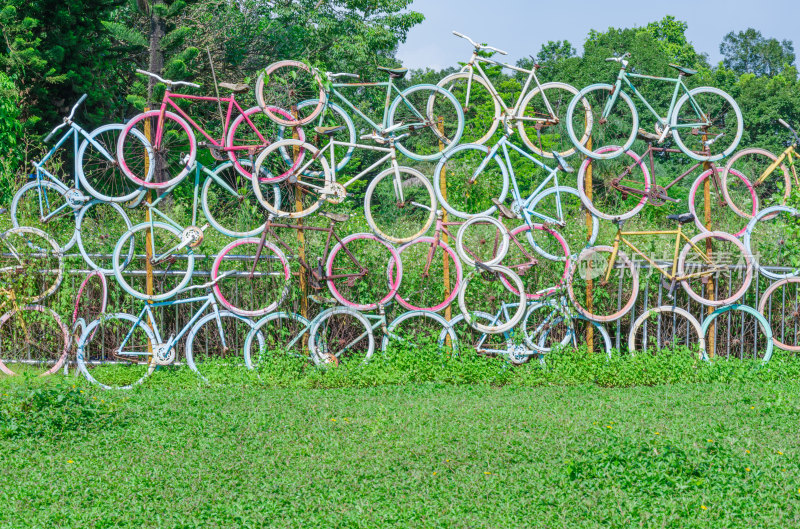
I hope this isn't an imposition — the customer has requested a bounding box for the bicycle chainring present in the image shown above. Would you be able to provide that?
[647,185,669,207]
[153,343,175,366]
[181,226,205,248]
[64,188,88,209]
[323,183,347,205]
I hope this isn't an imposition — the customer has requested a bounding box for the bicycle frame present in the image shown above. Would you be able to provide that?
[321,77,422,134]
[606,224,716,283]
[760,145,800,186]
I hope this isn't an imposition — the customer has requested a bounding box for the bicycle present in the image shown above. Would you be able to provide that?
[627,305,705,357]
[0,227,68,376]
[76,272,264,388]
[256,60,464,161]
[11,95,145,263]
[117,69,302,189]
[566,53,743,162]
[568,212,754,322]
[252,127,438,244]
[430,30,591,157]
[433,122,599,258]
[722,118,800,219]
[758,277,800,353]
[211,211,402,315]
[576,139,756,235]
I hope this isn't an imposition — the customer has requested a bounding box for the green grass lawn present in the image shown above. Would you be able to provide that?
[1,366,799,528]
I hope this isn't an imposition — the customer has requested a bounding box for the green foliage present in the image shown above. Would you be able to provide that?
[0,73,22,204]
[721,28,796,77]
[640,15,708,68]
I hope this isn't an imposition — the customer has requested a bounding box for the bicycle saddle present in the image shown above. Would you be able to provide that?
[491,198,519,219]
[315,125,347,136]
[219,82,249,93]
[669,64,697,77]
[377,66,408,79]
[319,211,350,223]
[667,212,695,224]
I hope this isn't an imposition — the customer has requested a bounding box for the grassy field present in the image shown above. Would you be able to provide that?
[2,349,800,528]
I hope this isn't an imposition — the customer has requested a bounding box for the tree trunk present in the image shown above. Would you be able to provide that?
[147,0,166,184]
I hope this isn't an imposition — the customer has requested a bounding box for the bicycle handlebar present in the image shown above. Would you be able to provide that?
[452,30,507,55]
[605,52,631,66]
[778,118,798,138]
[136,69,201,89]
[44,94,89,142]
[327,72,360,79]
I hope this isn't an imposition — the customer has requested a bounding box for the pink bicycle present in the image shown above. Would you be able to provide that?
[117,69,303,189]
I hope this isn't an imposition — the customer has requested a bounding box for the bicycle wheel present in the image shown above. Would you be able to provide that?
[10,180,78,252]
[567,83,638,160]
[112,222,195,302]
[389,237,463,312]
[252,139,328,219]
[455,216,510,267]
[0,226,64,304]
[522,300,574,353]
[688,168,754,237]
[457,265,526,334]
[567,245,639,323]
[758,278,800,352]
[433,143,510,219]
[433,70,501,146]
[78,123,150,203]
[118,110,196,189]
[722,148,791,218]
[504,223,570,300]
[77,312,156,389]
[244,312,311,367]
[226,105,304,179]
[700,305,773,362]
[518,82,590,159]
[677,231,753,307]
[526,186,599,259]
[326,233,401,311]
[671,87,743,162]
[211,237,291,318]
[743,206,800,281]
[184,310,263,383]
[388,83,465,162]
[75,200,134,274]
[363,166,436,244]
[382,311,456,352]
[308,307,375,366]
[445,311,518,359]
[627,306,704,357]
[576,146,651,221]
[202,160,279,238]
[255,60,326,126]
[72,271,108,334]
[0,305,69,376]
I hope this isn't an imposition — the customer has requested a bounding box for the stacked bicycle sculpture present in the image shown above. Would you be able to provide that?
[1,31,797,389]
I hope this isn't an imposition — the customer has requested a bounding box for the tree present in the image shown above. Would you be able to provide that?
[537,40,576,65]
[640,16,707,68]
[720,28,795,77]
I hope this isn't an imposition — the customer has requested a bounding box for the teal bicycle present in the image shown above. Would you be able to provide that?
[566,53,743,162]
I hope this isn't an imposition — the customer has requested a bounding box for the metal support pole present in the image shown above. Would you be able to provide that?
[143,108,155,356]
[293,110,309,328]
[585,137,594,352]
[703,156,715,357]
[438,117,452,326]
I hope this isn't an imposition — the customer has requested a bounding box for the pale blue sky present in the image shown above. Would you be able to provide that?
[396,0,798,71]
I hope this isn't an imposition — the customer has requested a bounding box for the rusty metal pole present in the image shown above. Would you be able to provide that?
[585,137,594,352]
[143,108,155,356]
[293,110,308,325]
[438,117,452,326]
[703,156,715,357]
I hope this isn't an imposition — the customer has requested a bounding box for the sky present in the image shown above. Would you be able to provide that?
[396,0,798,71]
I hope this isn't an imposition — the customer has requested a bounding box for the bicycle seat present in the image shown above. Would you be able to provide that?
[319,211,350,223]
[669,64,697,77]
[491,198,519,219]
[219,82,249,93]
[315,125,347,136]
[376,66,408,79]
[667,212,695,224]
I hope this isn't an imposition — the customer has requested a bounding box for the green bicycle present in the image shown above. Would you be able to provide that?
[566,53,743,162]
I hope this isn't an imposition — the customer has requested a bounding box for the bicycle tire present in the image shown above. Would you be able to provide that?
[517,81,590,159]
[758,278,800,352]
[454,216,510,267]
[387,83,465,162]
[0,305,70,376]
[525,186,599,259]
[363,165,437,244]
[72,270,108,342]
[433,70,500,146]
[382,310,457,352]
[308,307,375,366]
[0,226,64,304]
[504,223,570,300]
[576,146,651,221]
[211,237,291,318]
[255,60,326,126]
[244,312,312,366]
[670,87,743,162]
[522,300,574,353]
[326,233,402,311]
[389,236,463,312]
[77,123,151,203]
[457,265,526,334]
[184,310,264,382]
[118,110,196,189]
[743,205,800,281]
[75,200,134,274]
[77,312,156,390]
[722,147,792,219]
[677,231,753,306]
[627,306,705,357]
[567,245,639,323]
[687,167,754,237]
[700,305,773,362]
[10,180,78,252]
[112,222,195,302]
[433,143,510,219]
[279,99,356,175]
[566,83,638,160]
